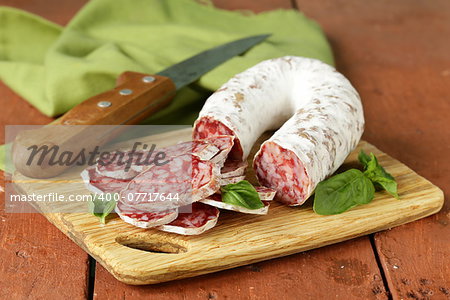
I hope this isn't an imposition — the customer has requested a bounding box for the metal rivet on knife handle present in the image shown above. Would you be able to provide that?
[97,101,112,108]
[119,89,133,95]
[142,76,156,83]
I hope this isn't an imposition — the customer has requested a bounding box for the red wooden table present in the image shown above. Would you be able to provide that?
[0,1,449,299]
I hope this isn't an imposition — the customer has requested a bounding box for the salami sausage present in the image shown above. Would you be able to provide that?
[157,202,219,235]
[193,56,364,205]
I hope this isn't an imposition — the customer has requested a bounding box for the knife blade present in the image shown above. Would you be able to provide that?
[12,34,269,178]
[158,34,270,89]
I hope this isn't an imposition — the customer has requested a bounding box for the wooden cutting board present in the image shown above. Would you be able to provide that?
[12,128,444,285]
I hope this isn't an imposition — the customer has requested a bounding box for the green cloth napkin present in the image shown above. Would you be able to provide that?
[0,0,333,170]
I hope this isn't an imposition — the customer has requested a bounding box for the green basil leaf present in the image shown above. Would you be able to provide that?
[313,169,375,215]
[358,150,372,169]
[88,194,117,224]
[368,175,399,199]
[221,180,264,209]
[362,153,398,198]
[362,153,394,180]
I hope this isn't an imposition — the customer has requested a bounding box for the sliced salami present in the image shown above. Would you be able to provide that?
[192,143,220,161]
[157,202,219,235]
[220,175,246,186]
[200,194,269,215]
[129,140,217,173]
[120,154,220,211]
[207,135,235,166]
[95,150,145,179]
[192,156,222,201]
[161,140,221,161]
[81,166,130,194]
[115,201,178,229]
[88,136,232,188]
[193,56,364,205]
[220,160,247,178]
[255,186,277,201]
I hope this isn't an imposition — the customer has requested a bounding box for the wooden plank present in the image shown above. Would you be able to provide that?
[0,0,87,25]
[12,128,443,286]
[0,1,90,299]
[0,174,89,299]
[93,237,387,300]
[294,0,450,297]
[0,82,54,143]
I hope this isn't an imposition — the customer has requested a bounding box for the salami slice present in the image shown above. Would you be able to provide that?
[192,143,220,161]
[192,156,222,201]
[116,201,178,228]
[120,154,220,211]
[129,140,219,173]
[90,136,231,185]
[220,175,246,186]
[200,194,269,215]
[81,166,130,194]
[156,202,219,235]
[255,186,277,201]
[96,150,143,179]
[160,140,221,161]
[221,160,247,178]
[193,56,364,205]
[207,135,235,166]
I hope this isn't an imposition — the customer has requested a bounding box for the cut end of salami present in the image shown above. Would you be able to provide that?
[157,202,220,235]
[254,141,311,205]
[193,117,243,160]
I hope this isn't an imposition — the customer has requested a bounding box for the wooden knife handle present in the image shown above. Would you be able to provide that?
[56,71,176,125]
[12,72,176,178]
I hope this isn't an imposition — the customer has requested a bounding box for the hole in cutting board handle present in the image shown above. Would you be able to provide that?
[116,234,188,254]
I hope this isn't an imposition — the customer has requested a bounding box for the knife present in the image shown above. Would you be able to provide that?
[12,34,269,178]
